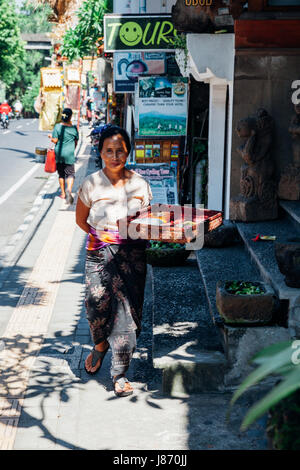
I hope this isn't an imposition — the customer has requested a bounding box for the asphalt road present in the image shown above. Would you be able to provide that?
[0,118,53,257]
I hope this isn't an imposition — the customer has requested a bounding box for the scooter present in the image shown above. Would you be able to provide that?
[91,109,106,128]
[89,125,105,147]
[1,113,9,129]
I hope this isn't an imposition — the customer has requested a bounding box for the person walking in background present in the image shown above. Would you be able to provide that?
[75,125,152,397]
[86,96,93,126]
[13,99,23,118]
[49,108,79,204]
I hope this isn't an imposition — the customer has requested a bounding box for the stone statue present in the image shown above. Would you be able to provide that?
[230,109,278,221]
[278,103,300,201]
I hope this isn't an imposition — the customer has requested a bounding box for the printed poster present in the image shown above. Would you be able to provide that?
[114,52,166,93]
[127,163,178,205]
[138,76,188,137]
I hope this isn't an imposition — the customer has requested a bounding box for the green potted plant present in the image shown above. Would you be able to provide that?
[173,33,189,75]
[146,241,190,267]
[216,280,279,324]
[227,340,300,449]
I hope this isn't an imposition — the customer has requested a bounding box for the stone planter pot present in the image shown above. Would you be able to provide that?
[216,280,279,324]
[146,246,190,267]
[274,237,300,288]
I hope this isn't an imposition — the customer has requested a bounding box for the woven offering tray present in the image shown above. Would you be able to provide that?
[117,204,223,244]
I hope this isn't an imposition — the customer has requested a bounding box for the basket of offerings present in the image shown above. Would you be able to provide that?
[117,204,223,245]
[145,241,191,266]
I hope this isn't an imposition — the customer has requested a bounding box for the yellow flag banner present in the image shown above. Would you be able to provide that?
[40,67,63,91]
[39,91,63,131]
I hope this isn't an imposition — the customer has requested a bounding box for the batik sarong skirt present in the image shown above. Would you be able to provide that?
[84,243,147,375]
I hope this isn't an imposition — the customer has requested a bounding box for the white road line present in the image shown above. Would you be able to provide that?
[17,125,22,129]
[3,130,10,135]
[26,122,30,126]
[0,165,40,207]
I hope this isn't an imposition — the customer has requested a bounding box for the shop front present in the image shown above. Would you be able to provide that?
[103,13,187,204]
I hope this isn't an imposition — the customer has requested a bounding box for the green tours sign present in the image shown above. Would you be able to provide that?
[104,14,178,52]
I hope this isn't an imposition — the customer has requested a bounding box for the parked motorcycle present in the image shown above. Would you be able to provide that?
[1,113,9,129]
[89,125,105,147]
[88,125,106,168]
[91,109,106,128]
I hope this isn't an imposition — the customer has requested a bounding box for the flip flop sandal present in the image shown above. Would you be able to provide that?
[84,345,109,375]
[65,190,74,205]
[113,375,133,397]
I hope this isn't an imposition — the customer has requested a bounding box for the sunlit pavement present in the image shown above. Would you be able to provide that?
[0,125,268,451]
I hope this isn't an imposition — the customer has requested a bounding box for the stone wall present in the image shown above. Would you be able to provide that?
[229,51,300,208]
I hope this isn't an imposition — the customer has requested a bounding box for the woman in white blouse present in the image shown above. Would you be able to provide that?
[76,125,152,397]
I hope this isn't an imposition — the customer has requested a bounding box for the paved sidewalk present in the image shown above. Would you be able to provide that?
[0,126,269,452]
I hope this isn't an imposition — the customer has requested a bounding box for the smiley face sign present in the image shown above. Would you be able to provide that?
[104,15,177,52]
[120,22,143,47]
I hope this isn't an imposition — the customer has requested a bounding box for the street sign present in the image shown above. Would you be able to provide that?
[104,14,177,52]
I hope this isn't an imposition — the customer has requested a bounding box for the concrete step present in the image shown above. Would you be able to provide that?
[279,200,300,233]
[279,200,300,225]
[235,214,300,304]
[150,257,226,396]
[195,238,291,386]
[195,241,263,330]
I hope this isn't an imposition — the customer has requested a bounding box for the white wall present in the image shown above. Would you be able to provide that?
[113,0,139,13]
[113,0,176,13]
[146,0,177,13]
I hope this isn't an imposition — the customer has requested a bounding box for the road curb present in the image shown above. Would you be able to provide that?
[0,126,85,290]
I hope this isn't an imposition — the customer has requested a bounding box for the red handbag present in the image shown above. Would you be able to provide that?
[44,148,56,173]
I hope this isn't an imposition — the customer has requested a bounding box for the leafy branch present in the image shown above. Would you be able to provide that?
[60,0,112,63]
[173,32,188,71]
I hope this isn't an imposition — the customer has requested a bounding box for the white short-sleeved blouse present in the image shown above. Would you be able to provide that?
[78,169,153,231]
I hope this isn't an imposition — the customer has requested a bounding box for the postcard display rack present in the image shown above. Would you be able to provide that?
[134,137,181,191]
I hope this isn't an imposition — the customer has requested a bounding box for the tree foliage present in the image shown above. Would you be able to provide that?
[18,0,52,33]
[6,50,45,111]
[0,0,25,85]
[4,1,51,112]
[60,0,113,63]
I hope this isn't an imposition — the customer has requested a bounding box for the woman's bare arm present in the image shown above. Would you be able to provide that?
[48,134,58,144]
[76,197,90,234]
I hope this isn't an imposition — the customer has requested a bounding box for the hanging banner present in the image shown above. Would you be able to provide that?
[138,76,188,137]
[40,67,63,91]
[65,67,81,85]
[39,91,63,131]
[127,162,178,205]
[104,14,177,52]
[114,51,166,93]
[65,85,80,110]
[82,57,98,73]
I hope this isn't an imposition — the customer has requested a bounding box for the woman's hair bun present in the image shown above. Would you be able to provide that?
[61,108,73,123]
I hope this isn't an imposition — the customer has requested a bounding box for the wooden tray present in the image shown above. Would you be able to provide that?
[117,204,223,244]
